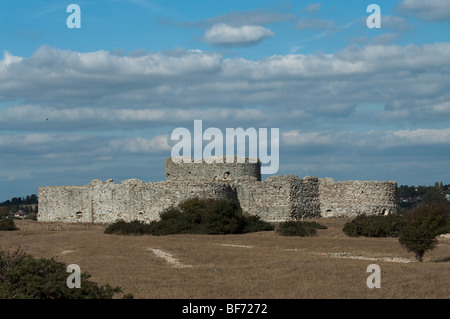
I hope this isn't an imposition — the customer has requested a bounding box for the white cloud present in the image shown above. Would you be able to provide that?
[399,0,450,21]
[0,133,85,148]
[1,45,221,82]
[0,51,23,68]
[303,3,322,14]
[0,132,171,163]
[0,104,288,129]
[391,128,450,145]
[204,24,274,46]
[370,33,401,45]
[282,130,334,146]
[109,135,171,153]
[295,18,335,30]
[282,128,450,149]
[1,42,450,127]
[429,101,450,114]
[381,15,413,32]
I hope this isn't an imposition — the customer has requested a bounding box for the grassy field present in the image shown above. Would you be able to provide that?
[0,218,449,299]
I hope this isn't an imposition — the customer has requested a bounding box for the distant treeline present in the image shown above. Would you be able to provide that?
[0,194,38,207]
[398,182,449,199]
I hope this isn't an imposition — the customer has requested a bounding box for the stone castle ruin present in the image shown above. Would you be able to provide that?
[38,157,398,224]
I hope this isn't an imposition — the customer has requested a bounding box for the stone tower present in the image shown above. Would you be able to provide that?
[165,156,261,182]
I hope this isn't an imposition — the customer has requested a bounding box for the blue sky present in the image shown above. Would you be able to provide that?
[2,0,448,57]
[1,0,450,200]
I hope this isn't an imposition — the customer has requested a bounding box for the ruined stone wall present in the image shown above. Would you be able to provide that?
[129,180,237,224]
[235,177,294,221]
[37,185,91,223]
[38,157,399,224]
[234,175,321,221]
[165,157,261,182]
[318,178,398,217]
[38,178,237,224]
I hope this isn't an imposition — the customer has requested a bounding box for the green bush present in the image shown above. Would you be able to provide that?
[342,214,406,237]
[277,220,327,237]
[154,198,213,235]
[153,198,274,235]
[398,203,449,262]
[0,248,131,299]
[0,219,17,231]
[105,198,274,236]
[200,199,247,234]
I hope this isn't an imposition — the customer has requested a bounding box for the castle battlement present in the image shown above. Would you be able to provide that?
[37,157,398,224]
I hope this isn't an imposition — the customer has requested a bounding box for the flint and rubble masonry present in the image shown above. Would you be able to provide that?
[38,157,398,223]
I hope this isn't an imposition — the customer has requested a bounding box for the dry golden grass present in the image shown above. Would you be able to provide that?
[1,218,449,299]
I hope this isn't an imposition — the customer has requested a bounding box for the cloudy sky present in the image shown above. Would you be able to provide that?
[1,0,450,200]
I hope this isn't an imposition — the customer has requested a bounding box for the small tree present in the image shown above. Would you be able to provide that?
[398,203,449,262]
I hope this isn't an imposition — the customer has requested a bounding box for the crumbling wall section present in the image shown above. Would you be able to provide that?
[234,175,320,221]
[130,180,238,224]
[235,177,293,222]
[38,179,237,224]
[38,185,91,223]
[319,178,398,217]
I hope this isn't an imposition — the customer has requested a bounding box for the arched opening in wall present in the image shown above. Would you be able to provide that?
[223,172,230,179]
[75,211,82,219]
[382,209,390,216]
[326,209,333,217]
